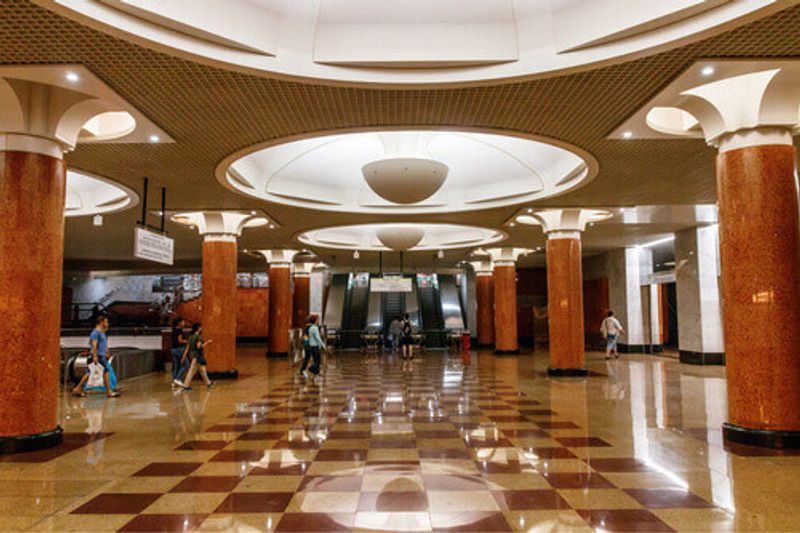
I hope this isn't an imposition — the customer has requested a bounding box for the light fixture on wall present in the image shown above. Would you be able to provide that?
[437,249,444,259]
[353,250,360,259]
[93,214,103,226]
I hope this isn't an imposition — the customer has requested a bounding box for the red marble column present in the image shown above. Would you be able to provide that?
[201,238,238,376]
[269,265,292,356]
[476,274,495,347]
[292,274,310,329]
[717,144,800,446]
[546,237,586,375]
[493,264,519,354]
[0,151,65,451]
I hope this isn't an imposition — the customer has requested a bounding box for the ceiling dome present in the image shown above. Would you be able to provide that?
[376,226,426,251]
[363,158,448,204]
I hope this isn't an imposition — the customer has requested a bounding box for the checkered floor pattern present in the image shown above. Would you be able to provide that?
[67,354,717,531]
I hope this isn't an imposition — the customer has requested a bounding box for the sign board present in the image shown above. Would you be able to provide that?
[134,227,174,265]
[371,276,412,293]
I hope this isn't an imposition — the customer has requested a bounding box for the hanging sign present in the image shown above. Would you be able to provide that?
[371,276,412,293]
[134,227,174,265]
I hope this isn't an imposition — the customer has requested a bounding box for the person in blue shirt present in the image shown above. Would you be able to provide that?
[305,315,325,379]
[72,315,120,398]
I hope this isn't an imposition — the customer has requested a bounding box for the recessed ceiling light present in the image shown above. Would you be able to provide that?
[701,65,715,77]
[65,71,79,83]
[622,131,633,139]
[148,134,160,143]
[526,208,533,213]
[268,224,276,229]
[509,222,516,227]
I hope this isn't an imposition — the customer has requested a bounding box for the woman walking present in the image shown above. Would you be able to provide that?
[179,322,215,390]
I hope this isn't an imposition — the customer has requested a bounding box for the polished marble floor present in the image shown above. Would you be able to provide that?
[1,348,799,532]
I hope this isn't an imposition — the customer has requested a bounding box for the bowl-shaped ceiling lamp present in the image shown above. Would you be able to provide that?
[376,225,425,251]
[363,158,448,204]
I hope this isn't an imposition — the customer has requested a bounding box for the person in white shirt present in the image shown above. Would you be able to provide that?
[600,310,624,360]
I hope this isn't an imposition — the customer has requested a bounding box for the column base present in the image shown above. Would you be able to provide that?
[476,343,495,349]
[547,367,588,377]
[237,336,268,344]
[650,344,664,354]
[618,344,648,353]
[266,351,288,358]
[679,350,725,365]
[494,349,520,355]
[206,370,239,380]
[723,422,800,449]
[0,426,63,455]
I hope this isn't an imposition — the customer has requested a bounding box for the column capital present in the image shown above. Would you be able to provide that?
[667,64,800,151]
[292,261,314,277]
[531,208,611,238]
[258,249,300,267]
[0,65,171,158]
[172,211,265,239]
[483,247,533,266]
[467,258,494,275]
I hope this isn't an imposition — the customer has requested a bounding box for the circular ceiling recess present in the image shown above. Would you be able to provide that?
[42,0,780,86]
[65,170,139,217]
[219,130,597,214]
[298,223,506,252]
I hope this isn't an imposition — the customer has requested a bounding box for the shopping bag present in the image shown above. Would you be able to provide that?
[86,362,104,388]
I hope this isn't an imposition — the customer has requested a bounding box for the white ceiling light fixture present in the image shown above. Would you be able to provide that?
[65,70,79,83]
[376,225,426,251]
[363,133,448,204]
[622,131,633,139]
[64,170,139,218]
[701,65,716,76]
[149,134,160,143]
[221,129,597,215]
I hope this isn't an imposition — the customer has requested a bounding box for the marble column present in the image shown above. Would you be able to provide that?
[0,70,149,453]
[668,67,800,447]
[292,270,311,329]
[260,250,299,357]
[675,225,724,365]
[607,247,653,353]
[532,209,609,376]
[309,264,328,319]
[0,146,65,453]
[485,248,531,354]
[545,236,585,375]
[469,258,494,347]
[201,237,238,377]
[173,211,262,378]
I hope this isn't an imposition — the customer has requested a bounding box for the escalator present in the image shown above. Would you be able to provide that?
[416,275,445,347]
[381,291,405,337]
[341,273,370,349]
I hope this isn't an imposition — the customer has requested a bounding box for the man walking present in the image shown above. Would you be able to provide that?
[72,315,120,397]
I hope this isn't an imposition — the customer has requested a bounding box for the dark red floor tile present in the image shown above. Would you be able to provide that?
[237,431,286,441]
[543,472,614,489]
[118,513,206,532]
[475,461,534,474]
[431,511,512,532]
[276,513,355,531]
[169,475,242,493]
[624,489,713,509]
[519,409,557,416]
[464,438,513,448]
[556,437,612,447]
[205,424,251,433]
[488,415,529,423]
[535,421,581,429]
[132,462,202,477]
[0,432,113,463]
[210,449,266,462]
[215,492,294,513]
[527,447,577,459]
[419,448,471,460]
[586,458,653,472]
[71,493,161,514]
[298,475,362,491]
[174,440,229,451]
[314,449,368,461]
[504,399,542,406]
[369,438,417,449]
[358,491,429,512]
[250,463,310,476]
[272,440,321,449]
[576,509,675,531]
[501,428,550,438]
[493,489,570,511]
[423,474,487,491]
